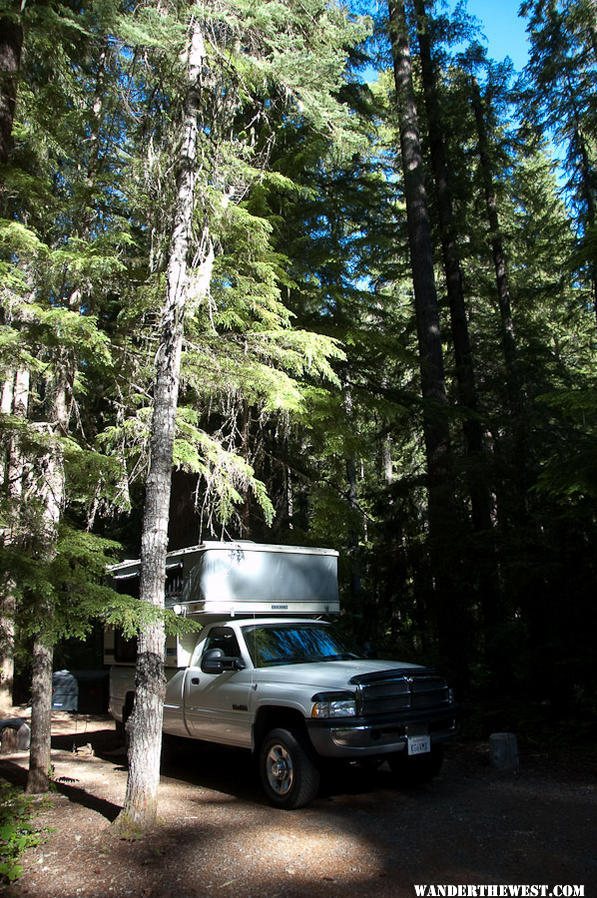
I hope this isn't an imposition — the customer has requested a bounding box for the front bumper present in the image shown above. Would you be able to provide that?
[306,706,458,758]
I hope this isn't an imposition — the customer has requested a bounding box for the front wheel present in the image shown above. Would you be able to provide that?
[388,745,444,786]
[259,727,320,809]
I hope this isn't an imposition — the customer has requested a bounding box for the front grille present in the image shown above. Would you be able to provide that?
[350,669,450,717]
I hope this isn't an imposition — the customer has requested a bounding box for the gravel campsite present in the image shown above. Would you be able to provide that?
[1,712,595,898]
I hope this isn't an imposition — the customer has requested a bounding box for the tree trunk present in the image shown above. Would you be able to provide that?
[469,76,533,685]
[0,366,30,708]
[388,0,467,683]
[0,372,14,708]
[116,18,210,832]
[388,0,452,497]
[0,370,14,501]
[26,376,66,793]
[470,77,530,523]
[381,433,393,486]
[566,96,596,323]
[0,594,15,709]
[0,16,23,164]
[25,639,53,793]
[413,0,484,454]
[343,384,362,607]
[413,0,501,672]
[469,77,519,409]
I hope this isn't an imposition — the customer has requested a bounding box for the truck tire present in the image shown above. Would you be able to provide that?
[388,745,444,786]
[259,727,320,809]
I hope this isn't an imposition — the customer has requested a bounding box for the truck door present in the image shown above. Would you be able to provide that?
[183,626,253,748]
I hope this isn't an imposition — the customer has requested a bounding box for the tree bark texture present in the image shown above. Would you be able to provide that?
[388,0,469,684]
[26,639,53,793]
[0,17,23,164]
[118,18,211,831]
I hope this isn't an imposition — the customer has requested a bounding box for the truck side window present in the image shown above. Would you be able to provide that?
[201,627,242,660]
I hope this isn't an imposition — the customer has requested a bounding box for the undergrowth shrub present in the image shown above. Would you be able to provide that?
[0,779,43,883]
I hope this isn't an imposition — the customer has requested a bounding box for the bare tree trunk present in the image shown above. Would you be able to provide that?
[0,367,30,708]
[470,77,530,521]
[413,0,501,674]
[469,77,519,409]
[343,384,362,606]
[0,371,15,708]
[413,0,485,460]
[381,433,393,486]
[7,367,29,502]
[561,72,597,324]
[0,372,14,708]
[388,0,452,500]
[26,640,53,792]
[239,399,252,534]
[26,375,66,793]
[17,21,107,780]
[575,125,597,322]
[388,0,467,683]
[116,18,211,832]
[0,373,13,452]
[286,464,294,530]
[0,16,23,164]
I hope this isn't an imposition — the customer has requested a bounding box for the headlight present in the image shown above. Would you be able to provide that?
[311,692,357,718]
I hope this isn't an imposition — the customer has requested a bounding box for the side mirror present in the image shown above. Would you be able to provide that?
[201,648,246,674]
[201,648,224,674]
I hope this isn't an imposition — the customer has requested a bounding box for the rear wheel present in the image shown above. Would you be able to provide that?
[388,745,444,786]
[259,727,320,809]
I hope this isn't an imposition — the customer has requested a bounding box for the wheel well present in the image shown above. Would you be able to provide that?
[253,706,307,750]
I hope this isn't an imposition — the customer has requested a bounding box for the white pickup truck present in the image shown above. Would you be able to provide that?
[107,542,457,809]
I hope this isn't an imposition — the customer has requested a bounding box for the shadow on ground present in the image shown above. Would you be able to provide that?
[51,720,405,807]
[0,757,121,821]
[3,719,596,898]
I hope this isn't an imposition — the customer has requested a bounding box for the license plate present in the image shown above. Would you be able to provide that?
[407,734,431,756]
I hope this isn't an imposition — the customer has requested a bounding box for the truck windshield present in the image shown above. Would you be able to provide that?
[243,623,361,668]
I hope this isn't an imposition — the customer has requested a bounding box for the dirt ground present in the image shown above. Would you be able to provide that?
[1,712,596,898]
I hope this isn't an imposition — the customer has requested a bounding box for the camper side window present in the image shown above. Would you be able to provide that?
[114,630,138,663]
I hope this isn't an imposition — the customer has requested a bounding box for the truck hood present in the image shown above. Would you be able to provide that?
[251,658,425,691]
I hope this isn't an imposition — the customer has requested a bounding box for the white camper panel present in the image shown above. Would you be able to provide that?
[109,541,339,617]
[106,541,340,667]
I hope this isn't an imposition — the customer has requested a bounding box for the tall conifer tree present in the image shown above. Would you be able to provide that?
[520,0,596,319]
[387,0,468,682]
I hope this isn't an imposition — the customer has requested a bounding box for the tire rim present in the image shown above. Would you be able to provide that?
[265,742,294,796]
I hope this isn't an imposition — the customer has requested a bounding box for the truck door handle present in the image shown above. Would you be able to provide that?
[191,677,199,685]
